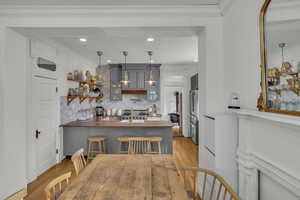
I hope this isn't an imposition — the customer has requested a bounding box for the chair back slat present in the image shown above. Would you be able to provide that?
[128,137,150,154]
[223,189,227,200]
[71,148,87,176]
[209,176,217,200]
[182,167,240,200]
[45,172,71,200]
[128,137,162,154]
[202,173,207,200]
[216,182,223,200]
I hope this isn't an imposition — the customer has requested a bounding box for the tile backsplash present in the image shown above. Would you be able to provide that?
[60,96,98,124]
[60,65,160,124]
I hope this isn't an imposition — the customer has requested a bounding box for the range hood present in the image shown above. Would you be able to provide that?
[121,90,147,95]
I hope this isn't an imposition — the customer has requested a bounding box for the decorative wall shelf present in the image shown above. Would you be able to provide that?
[269,87,300,96]
[67,96,102,105]
[67,79,103,86]
[280,72,299,77]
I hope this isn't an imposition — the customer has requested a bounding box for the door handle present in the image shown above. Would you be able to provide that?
[35,130,41,139]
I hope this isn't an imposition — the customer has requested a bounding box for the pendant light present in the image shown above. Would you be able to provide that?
[146,50,155,86]
[120,51,130,85]
[96,50,104,82]
[279,43,292,73]
[279,43,286,63]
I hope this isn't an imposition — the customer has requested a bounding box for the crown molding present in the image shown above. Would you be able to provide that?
[219,0,236,16]
[0,5,221,17]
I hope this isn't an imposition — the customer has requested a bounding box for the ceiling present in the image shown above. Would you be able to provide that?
[15,27,200,65]
[266,19,300,51]
[0,0,220,6]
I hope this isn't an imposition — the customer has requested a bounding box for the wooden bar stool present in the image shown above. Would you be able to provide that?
[87,136,106,159]
[117,136,130,154]
[149,137,162,154]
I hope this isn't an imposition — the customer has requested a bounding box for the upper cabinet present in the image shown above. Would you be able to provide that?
[121,64,148,90]
[109,63,161,101]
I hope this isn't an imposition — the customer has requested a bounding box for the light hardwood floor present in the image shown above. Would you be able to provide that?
[25,137,198,200]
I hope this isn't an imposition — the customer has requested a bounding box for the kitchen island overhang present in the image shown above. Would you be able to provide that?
[61,120,174,155]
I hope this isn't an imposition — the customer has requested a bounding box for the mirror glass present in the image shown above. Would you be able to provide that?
[265,0,300,113]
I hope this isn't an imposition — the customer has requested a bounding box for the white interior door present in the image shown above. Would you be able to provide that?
[32,76,57,176]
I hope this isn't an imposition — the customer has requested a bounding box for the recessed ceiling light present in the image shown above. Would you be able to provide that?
[107,60,112,63]
[150,59,155,63]
[79,38,87,42]
[193,59,198,62]
[147,37,155,42]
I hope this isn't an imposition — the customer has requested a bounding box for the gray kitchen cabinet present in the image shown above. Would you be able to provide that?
[110,64,122,101]
[109,64,160,100]
[137,70,146,89]
[121,64,147,90]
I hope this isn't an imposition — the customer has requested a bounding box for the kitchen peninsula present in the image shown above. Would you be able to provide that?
[61,120,174,155]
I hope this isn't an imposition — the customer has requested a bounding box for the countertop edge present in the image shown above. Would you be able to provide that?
[60,120,175,128]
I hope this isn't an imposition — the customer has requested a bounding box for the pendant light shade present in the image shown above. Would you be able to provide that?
[120,51,130,85]
[146,51,155,85]
[97,50,104,82]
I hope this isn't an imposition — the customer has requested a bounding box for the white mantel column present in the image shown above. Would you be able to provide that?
[237,115,259,200]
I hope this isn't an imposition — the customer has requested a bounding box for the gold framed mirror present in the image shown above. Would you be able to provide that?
[258,0,300,116]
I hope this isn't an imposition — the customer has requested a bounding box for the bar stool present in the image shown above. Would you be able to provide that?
[117,136,130,154]
[149,137,162,154]
[87,136,106,159]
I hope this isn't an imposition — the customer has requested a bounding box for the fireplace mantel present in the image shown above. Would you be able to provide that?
[233,109,300,200]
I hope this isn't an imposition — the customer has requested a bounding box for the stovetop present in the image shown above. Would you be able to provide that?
[121,109,149,120]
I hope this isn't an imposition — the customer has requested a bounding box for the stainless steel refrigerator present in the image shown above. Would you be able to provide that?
[190,73,199,144]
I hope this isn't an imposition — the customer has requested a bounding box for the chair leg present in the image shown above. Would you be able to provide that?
[103,141,107,153]
[98,141,101,154]
[88,141,92,160]
[158,142,161,154]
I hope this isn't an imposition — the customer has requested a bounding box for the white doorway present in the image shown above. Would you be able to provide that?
[32,76,58,175]
[165,87,182,114]
[164,86,184,136]
[27,74,58,182]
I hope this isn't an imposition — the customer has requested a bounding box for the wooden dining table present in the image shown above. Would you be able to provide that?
[59,154,189,200]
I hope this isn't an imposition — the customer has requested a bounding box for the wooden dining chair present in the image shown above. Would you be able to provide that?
[71,148,87,176]
[149,137,162,154]
[87,136,106,160]
[45,172,71,200]
[128,137,151,154]
[182,167,240,200]
[117,136,130,154]
[6,189,27,200]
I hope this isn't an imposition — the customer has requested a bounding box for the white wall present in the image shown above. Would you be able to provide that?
[0,27,5,199]
[55,44,96,97]
[0,28,28,199]
[223,0,263,110]
[0,27,97,198]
